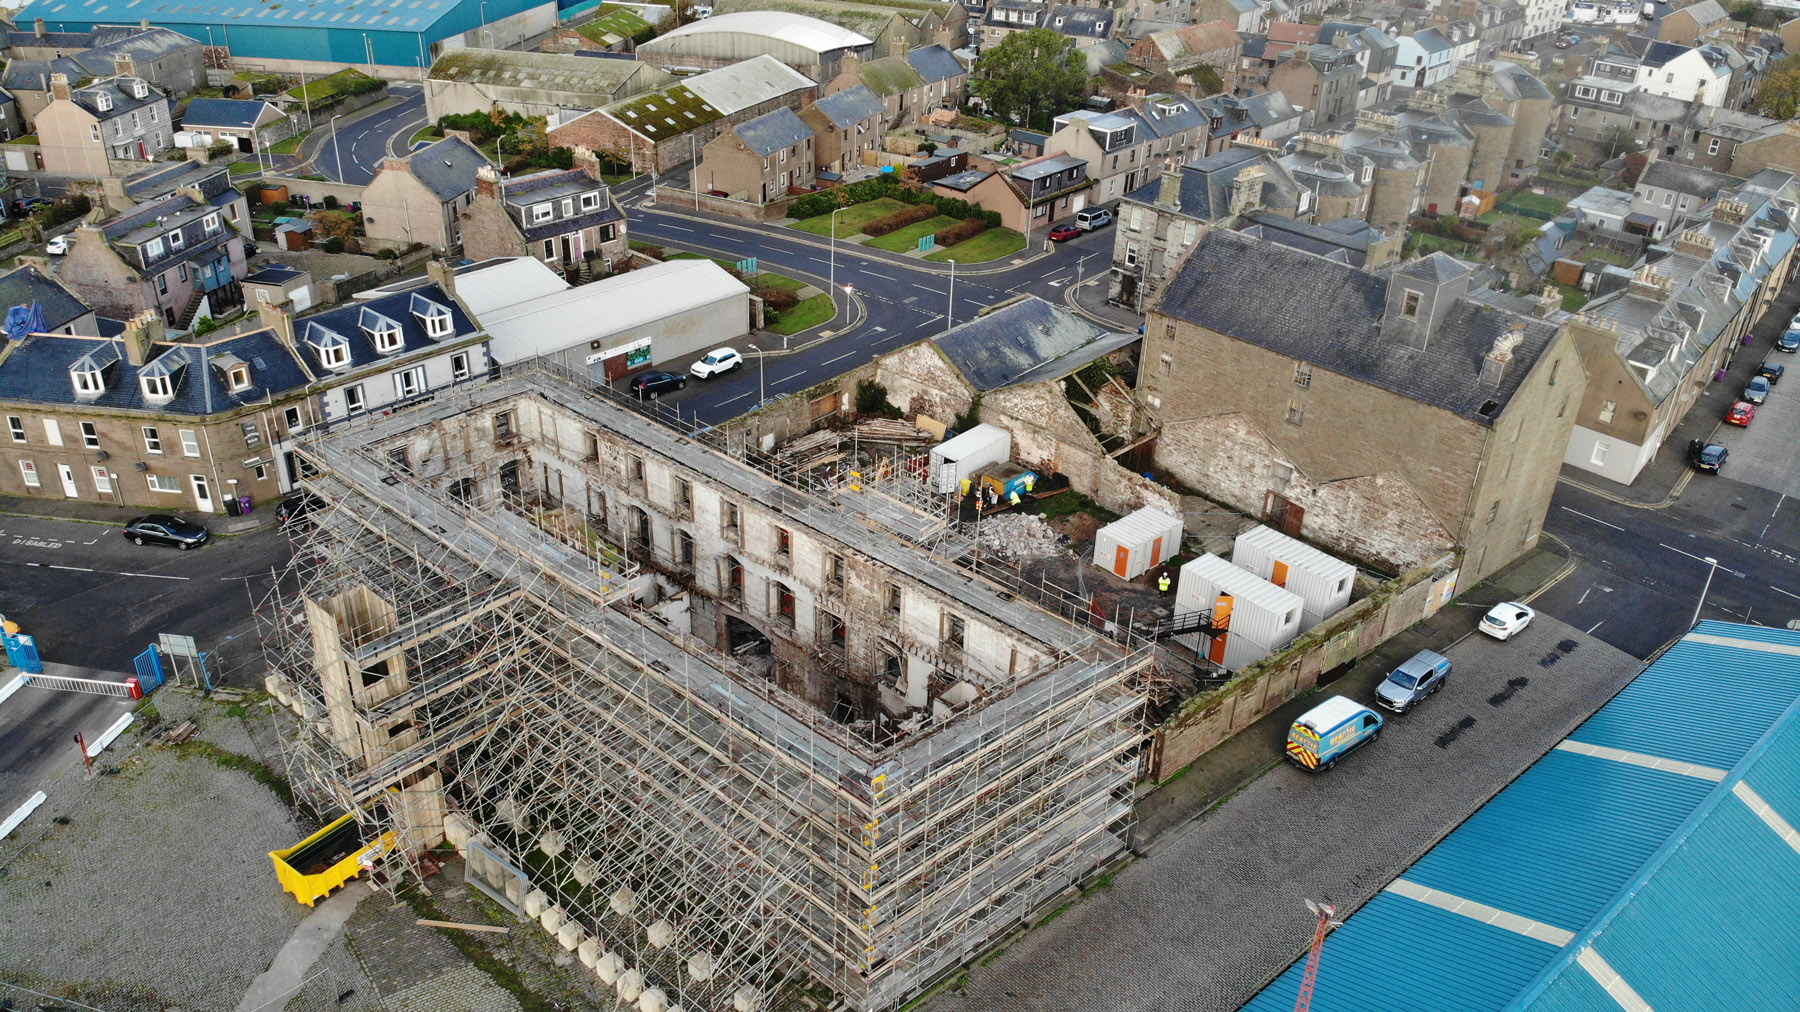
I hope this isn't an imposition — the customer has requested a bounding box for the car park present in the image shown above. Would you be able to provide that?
[45,235,70,255]
[1726,400,1756,426]
[1479,601,1536,641]
[629,371,687,399]
[122,514,209,550]
[1743,375,1771,404]
[689,347,743,379]
[1048,223,1082,242]
[1689,440,1728,472]
[1073,207,1113,231]
[1760,361,1785,384]
[1374,649,1452,713]
[1777,328,1799,352]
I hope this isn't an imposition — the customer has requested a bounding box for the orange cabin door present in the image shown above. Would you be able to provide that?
[1271,560,1289,587]
[1113,544,1130,577]
[1149,536,1164,567]
[1208,632,1228,665]
[1213,594,1234,631]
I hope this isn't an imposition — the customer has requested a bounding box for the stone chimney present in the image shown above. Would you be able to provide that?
[34,17,46,38]
[113,55,135,77]
[140,18,150,30]
[1672,229,1716,258]
[475,163,502,200]
[1292,43,1312,64]
[1292,132,1342,157]
[1407,90,1448,116]
[1479,324,1525,386]
[1156,163,1182,211]
[570,144,602,180]
[380,156,409,176]
[426,259,459,299]
[1227,164,1265,217]
[1715,197,1749,226]
[121,309,164,366]
[1628,264,1675,300]
[49,73,71,103]
[258,301,295,346]
[1533,285,1561,318]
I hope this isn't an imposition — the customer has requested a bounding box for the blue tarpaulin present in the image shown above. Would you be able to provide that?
[5,300,45,343]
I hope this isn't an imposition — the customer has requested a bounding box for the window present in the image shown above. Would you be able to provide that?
[80,422,98,448]
[943,613,965,649]
[1708,137,1720,156]
[723,555,744,600]
[884,582,902,616]
[6,416,22,442]
[1401,290,1421,318]
[1293,363,1312,388]
[42,419,62,446]
[772,582,795,628]
[1591,440,1610,467]
[675,478,692,512]
[19,460,39,487]
[775,526,792,562]
[226,365,250,392]
[89,124,101,142]
[1285,400,1304,426]
[1598,400,1617,424]
[722,500,740,537]
[372,324,403,354]
[561,198,574,216]
[147,473,181,493]
[283,405,305,433]
[240,420,261,448]
[319,343,348,369]
[168,228,183,249]
[495,410,514,439]
[1125,243,1139,268]
[1487,502,1499,524]
[144,237,164,260]
[451,352,471,381]
[142,426,162,453]
[1663,192,1673,207]
[531,203,553,223]
[203,214,219,233]
[628,454,644,482]
[344,385,366,413]
[92,466,111,493]
[676,528,694,567]
[580,192,600,211]
[825,553,845,587]
[156,275,168,297]
[180,429,199,457]
[823,611,846,652]
[388,445,411,474]
[393,367,425,398]
[177,264,188,283]
[543,239,555,261]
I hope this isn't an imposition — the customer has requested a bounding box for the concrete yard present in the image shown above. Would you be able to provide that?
[928,614,1645,1012]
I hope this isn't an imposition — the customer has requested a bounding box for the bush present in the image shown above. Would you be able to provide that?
[934,217,989,246]
[266,200,290,215]
[323,194,339,210]
[373,247,398,260]
[35,194,91,229]
[756,286,801,312]
[206,140,235,160]
[861,204,937,237]
[854,379,902,418]
[789,191,845,219]
[321,236,344,254]
[635,243,665,260]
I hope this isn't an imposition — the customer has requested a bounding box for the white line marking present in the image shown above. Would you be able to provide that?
[660,224,694,232]
[1578,587,1591,604]
[772,370,807,384]
[49,564,93,572]
[861,271,897,280]
[121,572,190,581]
[912,284,940,294]
[716,392,751,406]
[1559,506,1625,530]
[1587,620,1605,634]
[824,350,859,365]
[1771,584,1800,601]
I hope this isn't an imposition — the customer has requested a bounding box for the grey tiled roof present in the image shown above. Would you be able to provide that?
[1120,146,1299,221]
[906,44,966,84]
[181,98,274,130]
[811,84,884,128]
[290,285,476,378]
[935,297,1132,391]
[1137,93,1202,140]
[1158,230,1561,425]
[0,266,91,333]
[0,329,310,415]
[71,77,165,120]
[733,107,812,157]
[406,135,488,204]
[1639,159,1740,198]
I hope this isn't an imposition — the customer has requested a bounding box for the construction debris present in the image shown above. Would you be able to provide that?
[416,918,509,934]
[977,512,1065,560]
[851,418,933,443]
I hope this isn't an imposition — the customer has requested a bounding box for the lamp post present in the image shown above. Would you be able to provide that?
[945,259,956,332]
[748,343,765,405]
[329,113,345,183]
[829,204,845,292]
[1692,555,1721,628]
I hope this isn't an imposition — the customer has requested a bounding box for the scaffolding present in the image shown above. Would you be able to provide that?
[259,362,1150,1012]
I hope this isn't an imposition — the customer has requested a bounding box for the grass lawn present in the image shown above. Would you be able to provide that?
[754,272,804,290]
[269,130,311,156]
[1499,190,1568,217]
[228,161,264,177]
[863,216,960,253]
[1554,282,1588,311]
[767,293,834,335]
[788,197,911,237]
[409,126,442,148]
[924,227,1026,263]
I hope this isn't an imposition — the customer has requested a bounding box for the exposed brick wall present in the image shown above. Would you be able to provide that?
[457,191,526,261]
[983,382,1179,517]
[874,341,973,426]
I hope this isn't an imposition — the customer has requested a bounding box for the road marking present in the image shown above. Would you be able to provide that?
[773,370,807,384]
[49,564,93,572]
[1578,587,1591,604]
[716,392,751,406]
[1657,543,1743,576]
[911,284,940,294]
[660,224,695,232]
[8,560,189,581]
[1559,506,1624,530]
[862,271,897,280]
[823,350,860,365]
[1777,494,1787,518]
[1587,620,1605,634]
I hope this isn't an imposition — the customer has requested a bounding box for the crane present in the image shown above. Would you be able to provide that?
[1292,898,1342,1012]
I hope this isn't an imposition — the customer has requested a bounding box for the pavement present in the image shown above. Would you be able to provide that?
[0,490,278,534]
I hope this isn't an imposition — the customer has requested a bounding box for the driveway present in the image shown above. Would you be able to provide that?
[928,615,1644,1012]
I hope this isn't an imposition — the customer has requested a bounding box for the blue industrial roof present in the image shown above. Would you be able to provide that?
[1241,621,1800,1012]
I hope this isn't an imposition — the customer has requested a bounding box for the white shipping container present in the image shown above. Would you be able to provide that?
[928,424,1011,493]
[1092,506,1183,580]
[1174,553,1304,670]
[1231,525,1356,630]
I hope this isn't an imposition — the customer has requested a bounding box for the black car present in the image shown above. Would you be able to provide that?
[629,371,687,399]
[1758,361,1785,385]
[10,196,49,218]
[123,514,209,549]
[277,491,322,527]
[1688,440,1728,473]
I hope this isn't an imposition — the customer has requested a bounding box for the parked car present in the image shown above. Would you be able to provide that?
[1759,361,1785,384]
[1048,223,1082,242]
[11,196,50,217]
[45,234,70,255]
[1726,400,1756,426]
[1743,375,1771,404]
[1479,601,1536,641]
[1286,695,1382,770]
[1689,440,1728,472]
[1777,328,1799,353]
[122,514,209,550]
[1374,649,1452,713]
[689,347,743,379]
[629,371,687,398]
[1073,207,1113,231]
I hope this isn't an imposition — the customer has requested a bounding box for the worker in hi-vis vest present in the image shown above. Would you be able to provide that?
[1157,572,1171,593]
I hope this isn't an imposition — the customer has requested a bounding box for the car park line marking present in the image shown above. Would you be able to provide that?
[1560,506,1624,530]
[1587,620,1605,634]
[8,560,189,581]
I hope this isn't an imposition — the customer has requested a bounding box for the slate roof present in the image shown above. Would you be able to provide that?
[732,107,813,157]
[810,84,885,128]
[289,284,477,379]
[1136,93,1203,140]
[1490,60,1553,102]
[1640,39,1692,69]
[1669,0,1728,24]
[858,53,926,94]
[1159,230,1561,424]
[906,44,966,83]
[402,135,489,204]
[1120,146,1300,221]
[0,266,92,334]
[1639,159,1739,198]
[122,160,222,201]
[181,98,276,130]
[1012,152,1086,181]
[70,76,165,120]
[1409,26,1453,54]
[1048,5,1114,38]
[1238,211,1381,265]
[498,169,622,243]
[934,297,1136,390]
[0,328,311,415]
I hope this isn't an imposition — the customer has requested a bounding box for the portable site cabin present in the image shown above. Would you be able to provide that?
[1174,552,1304,670]
[1093,506,1183,581]
[1231,525,1356,630]
[929,424,1011,493]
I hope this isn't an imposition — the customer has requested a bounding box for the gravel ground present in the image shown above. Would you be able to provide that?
[0,691,309,1012]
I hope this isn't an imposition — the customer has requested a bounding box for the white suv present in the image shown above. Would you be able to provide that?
[690,347,743,379]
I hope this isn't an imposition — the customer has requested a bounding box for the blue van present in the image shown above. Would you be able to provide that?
[1286,695,1383,771]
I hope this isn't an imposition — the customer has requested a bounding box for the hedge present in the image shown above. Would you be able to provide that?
[861,204,937,237]
[790,176,1002,229]
[757,286,801,312]
[934,218,989,247]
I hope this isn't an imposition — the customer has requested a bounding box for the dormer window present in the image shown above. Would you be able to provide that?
[305,322,352,371]
[132,80,149,99]
[138,350,185,403]
[360,307,404,354]
[411,293,454,339]
[142,374,171,399]
[203,214,220,233]
[213,352,251,393]
[532,203,553,223]
[144,237,164,260]
[73,367,104,394]
[580,192,600,211]
[69,345,119,398]
[95,92,113,112]
[168,228,184,249]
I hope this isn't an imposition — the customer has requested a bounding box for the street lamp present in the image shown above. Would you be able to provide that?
[747,343,765,405]
[829,204,845,293]
[945,259,956,333]
[329,113,345,183]
[1692,555,1721,627]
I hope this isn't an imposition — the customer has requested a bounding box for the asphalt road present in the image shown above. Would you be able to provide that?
[623,193,1121,423]
[312,85,426,185]
[0,683,134,819]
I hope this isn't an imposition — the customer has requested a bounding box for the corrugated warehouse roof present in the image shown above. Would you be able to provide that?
[1242,621,1800,1012]
[645,10,872,56]
[683,54,816,115]
[480,259,749,363]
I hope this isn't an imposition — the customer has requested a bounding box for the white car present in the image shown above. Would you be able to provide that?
[1479,601,1536,640]
[45,235,71,255]
[690,347,743,379]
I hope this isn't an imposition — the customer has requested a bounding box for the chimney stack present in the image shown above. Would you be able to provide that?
[114,55,135,78]
[34,17,46,38]
[258,301,295,346]
[1480,324,1525,387]
[49,72,71,103]
[426,259,459,299]
[121,308,164,366]
[1156,163,1182,211]
[475,162,502,200]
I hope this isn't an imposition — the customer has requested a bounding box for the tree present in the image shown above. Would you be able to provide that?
[1753,57,1800,120]
[970,28,1089,131]
[1729,1,1758,22]
[1599,125,1638,160]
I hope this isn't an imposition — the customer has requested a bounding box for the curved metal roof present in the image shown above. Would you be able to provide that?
[650,11,871,55]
